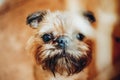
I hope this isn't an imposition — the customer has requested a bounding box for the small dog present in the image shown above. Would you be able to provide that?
[26,10,95,80]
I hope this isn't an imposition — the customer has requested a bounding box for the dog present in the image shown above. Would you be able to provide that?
[26,10,96,80]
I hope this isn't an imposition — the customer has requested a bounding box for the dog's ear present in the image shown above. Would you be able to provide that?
[83,11,96,23]
[26,10,48,29]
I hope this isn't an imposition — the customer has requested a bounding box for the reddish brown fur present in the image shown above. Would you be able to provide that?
[0,0,119,80]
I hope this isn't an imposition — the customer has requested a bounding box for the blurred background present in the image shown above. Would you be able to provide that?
[0,0,119,80]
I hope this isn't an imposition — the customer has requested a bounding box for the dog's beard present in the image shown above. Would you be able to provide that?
[35,45,92,76]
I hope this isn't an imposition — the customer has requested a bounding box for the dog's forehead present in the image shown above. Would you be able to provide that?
[39,11,95,37]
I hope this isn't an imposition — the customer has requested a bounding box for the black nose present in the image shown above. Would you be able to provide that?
[56,36,68,48]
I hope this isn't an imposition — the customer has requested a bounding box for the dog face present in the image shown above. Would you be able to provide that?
[26,10,95,76]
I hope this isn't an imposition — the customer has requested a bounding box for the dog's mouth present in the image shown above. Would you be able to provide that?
[35,47,91,76]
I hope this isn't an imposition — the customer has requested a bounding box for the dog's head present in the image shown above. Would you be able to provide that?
[26,10,95,76]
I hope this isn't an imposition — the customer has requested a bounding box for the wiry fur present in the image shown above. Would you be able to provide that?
[27,10,95,77]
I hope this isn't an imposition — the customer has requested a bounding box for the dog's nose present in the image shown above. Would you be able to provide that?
[56,36,69,48]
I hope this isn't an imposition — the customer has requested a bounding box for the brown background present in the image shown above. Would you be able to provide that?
[0,0,120,80]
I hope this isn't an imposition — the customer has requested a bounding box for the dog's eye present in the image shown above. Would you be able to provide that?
[41,33,53,42]
[76,33,85,41]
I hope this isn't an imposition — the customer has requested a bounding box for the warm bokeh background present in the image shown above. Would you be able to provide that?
[0,0,119,80]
